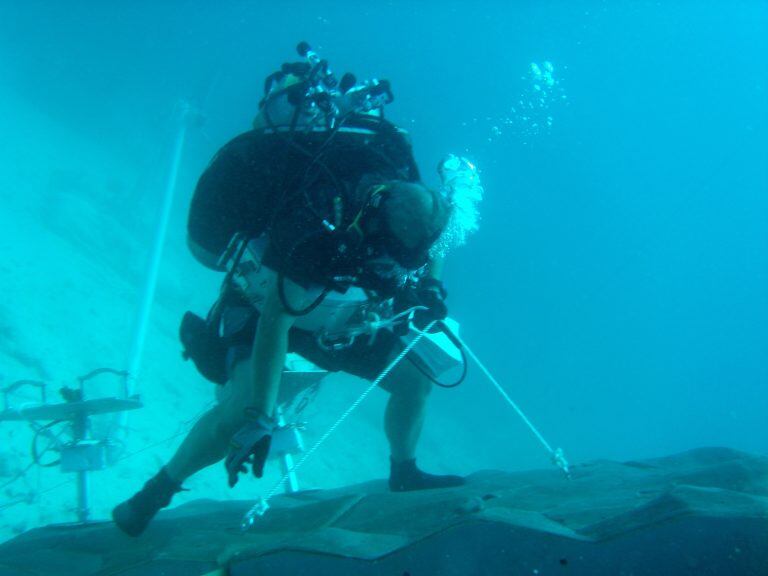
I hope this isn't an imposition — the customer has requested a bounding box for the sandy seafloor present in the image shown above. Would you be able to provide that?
[0,90,494,542]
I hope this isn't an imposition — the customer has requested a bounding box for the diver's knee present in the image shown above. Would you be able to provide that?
[391,373,432,401]
[217,361,255,408]
[415,375,433,398]
[211,407,246,441]
[210,392,251,438]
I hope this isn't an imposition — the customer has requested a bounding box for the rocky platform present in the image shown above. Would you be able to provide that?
[1,447,766,575]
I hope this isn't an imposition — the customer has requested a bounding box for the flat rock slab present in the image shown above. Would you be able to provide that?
[1,447,766,575]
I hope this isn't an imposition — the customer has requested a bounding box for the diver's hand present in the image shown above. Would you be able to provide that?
[394,278,448,334]
[225,409,275,488]
[412,278,448,331]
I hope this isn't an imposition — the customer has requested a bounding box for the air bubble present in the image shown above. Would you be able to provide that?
[484,59,567,143]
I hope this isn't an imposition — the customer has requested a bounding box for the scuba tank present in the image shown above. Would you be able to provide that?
[188,42,402,271]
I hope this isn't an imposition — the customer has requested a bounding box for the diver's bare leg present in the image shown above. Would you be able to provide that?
[112,360,256,536]
[383,357,465,491]
[165,359,253,482]
[165,277,299,482]
[383,360,432,463]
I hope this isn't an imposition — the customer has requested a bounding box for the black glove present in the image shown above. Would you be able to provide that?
[413,278,448,330]
[394,278,448,334]
[225,409,274,488]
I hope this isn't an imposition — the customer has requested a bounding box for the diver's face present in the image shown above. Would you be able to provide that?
[361,202,435,269]
[355,244,412,294]
[363,218,431,270]
[382,239,431,269]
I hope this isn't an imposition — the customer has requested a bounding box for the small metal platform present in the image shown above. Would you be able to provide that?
[0,376,144,524]
[0,396,143,422]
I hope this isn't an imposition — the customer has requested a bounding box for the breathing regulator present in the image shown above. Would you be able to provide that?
[254,41,395,132]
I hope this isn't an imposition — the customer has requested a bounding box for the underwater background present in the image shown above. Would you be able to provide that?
[0,1,766,542]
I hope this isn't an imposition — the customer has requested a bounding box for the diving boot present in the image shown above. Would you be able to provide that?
[389,458,465,492]
[112,467,183,537]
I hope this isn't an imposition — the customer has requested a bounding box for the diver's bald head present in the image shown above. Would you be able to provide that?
[380,181,449,251]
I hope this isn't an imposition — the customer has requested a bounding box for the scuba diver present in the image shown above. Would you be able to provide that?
[112,43,482,537]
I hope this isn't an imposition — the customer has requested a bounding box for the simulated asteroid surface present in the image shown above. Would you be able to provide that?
[0,447,766,576]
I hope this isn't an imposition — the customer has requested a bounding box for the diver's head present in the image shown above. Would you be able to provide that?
[360,180,450,269]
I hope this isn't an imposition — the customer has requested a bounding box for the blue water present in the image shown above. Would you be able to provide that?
[1,0,766,539]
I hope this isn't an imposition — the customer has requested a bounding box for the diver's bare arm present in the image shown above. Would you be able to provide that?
[248,275,307,417]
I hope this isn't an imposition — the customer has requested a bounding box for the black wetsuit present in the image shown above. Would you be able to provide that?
[186,116,421,382]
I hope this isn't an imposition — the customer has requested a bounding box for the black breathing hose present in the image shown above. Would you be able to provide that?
[277,271,331,317]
